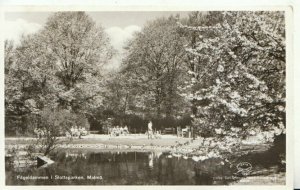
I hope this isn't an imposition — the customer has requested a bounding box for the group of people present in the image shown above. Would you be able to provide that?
[33,121,163,140]
[66,126,88,139]
[33,128,48,139]
[109,126,129,136]
[33,126,88,139]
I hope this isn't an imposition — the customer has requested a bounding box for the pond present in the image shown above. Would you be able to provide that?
[5,149,285,185]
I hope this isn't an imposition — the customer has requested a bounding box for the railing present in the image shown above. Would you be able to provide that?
[163,128,176,134]
[89,130,100,134]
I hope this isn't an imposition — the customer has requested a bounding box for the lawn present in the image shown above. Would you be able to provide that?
[5,134,190,147]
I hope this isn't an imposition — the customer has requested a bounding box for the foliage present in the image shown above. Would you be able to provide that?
[180,11,285,138]
[121,15,189,118]
[5,11,286,159]
[5,12,114,135]
[36,108,79,155]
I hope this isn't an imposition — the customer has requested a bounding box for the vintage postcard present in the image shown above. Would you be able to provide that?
[0,1,295,190]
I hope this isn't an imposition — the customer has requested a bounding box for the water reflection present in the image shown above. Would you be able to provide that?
[5,150,283,185]
[148,152,154,169]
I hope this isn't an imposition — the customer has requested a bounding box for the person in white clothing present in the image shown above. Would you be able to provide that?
[148,121,153,139]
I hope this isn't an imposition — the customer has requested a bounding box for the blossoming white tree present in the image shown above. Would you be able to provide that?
[180,11,285,142]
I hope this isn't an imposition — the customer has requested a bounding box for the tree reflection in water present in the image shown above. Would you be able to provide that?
[6,150,283,185]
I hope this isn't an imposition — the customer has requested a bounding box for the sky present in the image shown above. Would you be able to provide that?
[4,11,189,69]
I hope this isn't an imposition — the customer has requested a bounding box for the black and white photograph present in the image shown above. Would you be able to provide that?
[1,4,294,188]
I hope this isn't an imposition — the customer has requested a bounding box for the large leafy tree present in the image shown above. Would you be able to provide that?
[122,16,187,118]
[42,12,114,111]
[5,12,114,135]
[5,33,59,135]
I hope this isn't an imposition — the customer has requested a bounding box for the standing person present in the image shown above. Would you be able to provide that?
[116,125,120,136]
[34,128,39,138]
[148,121,153,139]
[74,125,78,137]
[78,126,83,139]
[120,126,124,135]
[112,126,117,136]
[124,125,129,135]
[70,126,75,137]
